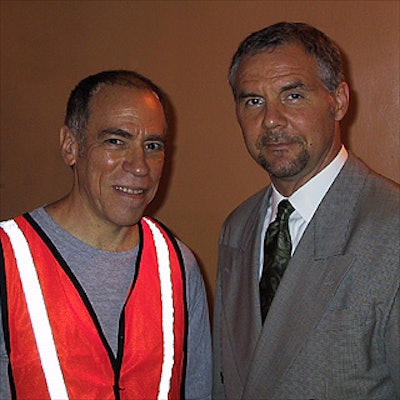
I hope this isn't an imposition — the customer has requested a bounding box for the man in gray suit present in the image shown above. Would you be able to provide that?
[213,22,399,399]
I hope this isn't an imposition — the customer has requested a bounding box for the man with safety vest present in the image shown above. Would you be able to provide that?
[0,70,212,399]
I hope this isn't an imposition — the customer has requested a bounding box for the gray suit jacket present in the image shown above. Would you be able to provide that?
[213,153,400,399]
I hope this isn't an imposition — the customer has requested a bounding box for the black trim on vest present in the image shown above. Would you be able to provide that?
[23,213,117,368]
[0,238,17,400]
[150,217,189,399]
[113,220,144,399]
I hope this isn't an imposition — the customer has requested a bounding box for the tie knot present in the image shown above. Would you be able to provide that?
[276,200,295,221]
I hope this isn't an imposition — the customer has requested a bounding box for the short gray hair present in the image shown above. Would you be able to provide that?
[64,70,168,144]
[228,22,344,95]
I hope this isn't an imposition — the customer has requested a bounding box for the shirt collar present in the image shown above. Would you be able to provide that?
[270,146,348,223]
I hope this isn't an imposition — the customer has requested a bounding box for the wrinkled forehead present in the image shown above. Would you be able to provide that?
[235,44,319,85]
[91,82,160,104]
[89,84,166,123]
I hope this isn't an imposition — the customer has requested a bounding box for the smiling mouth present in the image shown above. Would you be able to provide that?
[114,186,146,195]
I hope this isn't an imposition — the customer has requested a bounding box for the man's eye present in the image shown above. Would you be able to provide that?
[145,142,164,151]
[245,98,264,107]
[106,138,124,145]
[287,92,303,101]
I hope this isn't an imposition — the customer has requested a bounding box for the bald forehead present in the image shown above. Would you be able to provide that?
[89,84,166,123]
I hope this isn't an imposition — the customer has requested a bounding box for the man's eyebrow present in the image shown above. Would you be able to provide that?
[98,128,133,138]
[145,134,167,145]
[236,91,262,100]
[98,128,166,143]
[281,81,308,92]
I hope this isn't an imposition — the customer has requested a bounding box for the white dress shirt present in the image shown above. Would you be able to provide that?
[259,146,348,278]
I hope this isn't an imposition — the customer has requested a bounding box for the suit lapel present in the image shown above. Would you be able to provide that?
[243,155,368,398]
[221,187,271,390]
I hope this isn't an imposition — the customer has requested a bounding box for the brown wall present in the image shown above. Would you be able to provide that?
[1,0,399,305]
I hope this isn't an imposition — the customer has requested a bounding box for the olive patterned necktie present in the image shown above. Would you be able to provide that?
[259,200,295,323]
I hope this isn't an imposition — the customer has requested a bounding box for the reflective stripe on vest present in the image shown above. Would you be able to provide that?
[0,219,69,399]
[0,215,186,399]
[142,217,175,399]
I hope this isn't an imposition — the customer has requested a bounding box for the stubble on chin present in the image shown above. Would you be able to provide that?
[257,140,310,178]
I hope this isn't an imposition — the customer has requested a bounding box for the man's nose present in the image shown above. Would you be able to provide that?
[261,102,287,129]
[122,147,149,176]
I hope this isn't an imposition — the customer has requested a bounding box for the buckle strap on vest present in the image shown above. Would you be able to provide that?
[0,219,69,400]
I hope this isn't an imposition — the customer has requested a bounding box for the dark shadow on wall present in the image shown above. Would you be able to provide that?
[146,91,177,218]
[340,50,358,149]
[145,92,215,316]
[144,51,361,321]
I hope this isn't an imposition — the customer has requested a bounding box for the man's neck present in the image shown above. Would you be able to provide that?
[271,143,344,197]
[45,196,139,252]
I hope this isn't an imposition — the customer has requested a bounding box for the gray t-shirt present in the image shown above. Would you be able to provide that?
[0,208,211,399]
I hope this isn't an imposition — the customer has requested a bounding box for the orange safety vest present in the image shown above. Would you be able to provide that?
[0,214,187,400]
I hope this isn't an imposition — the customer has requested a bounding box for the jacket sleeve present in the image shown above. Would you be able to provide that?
[386,287,400,396]
[212,266,226,400]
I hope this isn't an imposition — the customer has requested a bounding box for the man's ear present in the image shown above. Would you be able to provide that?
[60,126,79,167]
[334,81,350,122]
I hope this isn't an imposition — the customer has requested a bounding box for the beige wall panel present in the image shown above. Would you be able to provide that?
[1,0,399,306]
